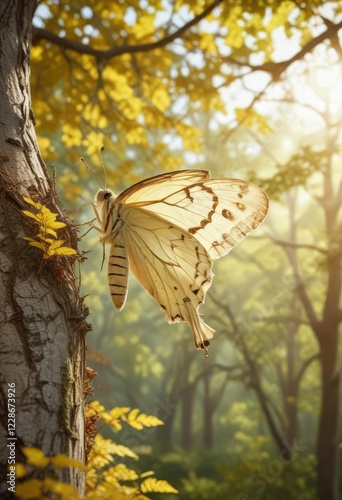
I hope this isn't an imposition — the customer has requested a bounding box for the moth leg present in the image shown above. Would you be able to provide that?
[77,222,99,240]
[100,243,106,272]
[64,200,94,219]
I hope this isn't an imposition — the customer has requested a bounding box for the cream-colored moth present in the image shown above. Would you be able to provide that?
[94,170,268,356]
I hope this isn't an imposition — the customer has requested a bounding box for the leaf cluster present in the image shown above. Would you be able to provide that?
[15,401,178,499]
[22,197,77,262]
[250,146,327,200]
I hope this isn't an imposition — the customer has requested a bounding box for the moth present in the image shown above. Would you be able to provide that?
[94,170,268,356]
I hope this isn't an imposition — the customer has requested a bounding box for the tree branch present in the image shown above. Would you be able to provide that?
[272,239,328,254]
[295,353,320,387]
[32,8,342,81]
[223,19,342,78]
[32,0,224,60]
[253,235,328,254]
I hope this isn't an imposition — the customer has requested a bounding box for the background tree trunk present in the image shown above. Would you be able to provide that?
[0,1,88,496]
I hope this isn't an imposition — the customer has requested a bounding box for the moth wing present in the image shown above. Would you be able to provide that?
[127,178,269,259]
[116,169,210,204]
[122,207,215,350]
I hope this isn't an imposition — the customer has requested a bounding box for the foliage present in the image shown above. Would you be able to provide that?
[31,1,342,197]
[86,400,178,498]
[15,401,177,500]
[252,146,327,200]
[137,446,317,500]
[22,197,76,263]
[15,448,84,499]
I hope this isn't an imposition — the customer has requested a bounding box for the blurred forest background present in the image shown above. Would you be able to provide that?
[30,1,341,498]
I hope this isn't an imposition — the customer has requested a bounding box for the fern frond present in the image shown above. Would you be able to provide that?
[123,409,164,430]
[140,477,179,494]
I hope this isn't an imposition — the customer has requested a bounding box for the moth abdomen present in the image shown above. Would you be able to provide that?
[108,235,128,310]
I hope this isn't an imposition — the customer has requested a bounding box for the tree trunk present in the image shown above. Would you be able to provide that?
[181,384,195,451]
[284,322,298,445]
[316,328,340,500]
[202,373,213,449]
[0,1,88,497]
[315,151,341,500]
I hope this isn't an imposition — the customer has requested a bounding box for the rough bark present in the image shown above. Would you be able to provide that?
[0,1,88,497]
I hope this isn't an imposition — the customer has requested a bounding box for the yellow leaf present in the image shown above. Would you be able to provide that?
[43,477,78,495]
[22,210,42,223]
[54,246,77,256]
[14,463,28,478]
[141,477,178,494]
[22,447,50,468]
[23,197,42,209]
[50,453,85,470]
[48,221,66,229]
[124,409,164,429]
[15,479,43,499]
[45,228,58,238]
[140,470,155,479]
[106,406,131,430]
[106,463,139,481]
[109,444,138,460]
[28,241,46,251]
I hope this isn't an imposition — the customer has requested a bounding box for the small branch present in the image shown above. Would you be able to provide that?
[295,353,320,386]
[261,315,310,326]
[223,19,342,78]
[272,239,328,254]
[253,235,328,254]
[191,363,245,386]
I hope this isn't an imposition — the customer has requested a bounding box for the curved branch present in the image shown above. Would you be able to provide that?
[32,0,224,60]
[224,19,342,77]
[32,8,342,78]
[295,353,320,386]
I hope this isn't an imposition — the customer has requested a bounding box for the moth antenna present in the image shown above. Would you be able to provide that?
[81,156,104,189]
[100,146,107,189]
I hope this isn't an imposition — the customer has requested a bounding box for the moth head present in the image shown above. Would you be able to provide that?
[95,188,116,205]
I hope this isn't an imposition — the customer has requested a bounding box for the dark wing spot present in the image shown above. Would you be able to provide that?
[160,304,166,311]
[192,289,200,296]
[173,286,178,290]
[239,183,249,193]
[200,340,210,348]
[172,314,183,321]
[222,209,234,220]
[236,202,246,211]
[183,297,191,303]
